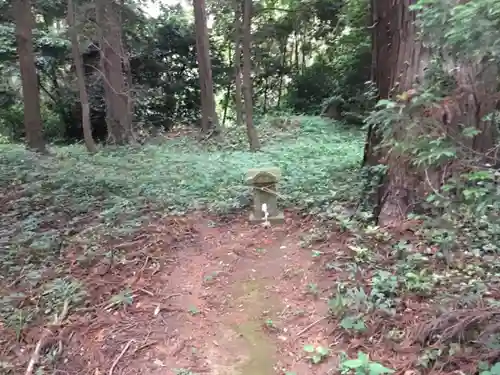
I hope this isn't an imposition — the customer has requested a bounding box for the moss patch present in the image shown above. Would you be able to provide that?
[232,279,280,375]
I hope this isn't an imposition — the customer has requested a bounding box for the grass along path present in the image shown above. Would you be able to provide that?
[0,116,363,277]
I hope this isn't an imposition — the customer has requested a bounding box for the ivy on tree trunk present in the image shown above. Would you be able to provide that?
[365,0,499,227]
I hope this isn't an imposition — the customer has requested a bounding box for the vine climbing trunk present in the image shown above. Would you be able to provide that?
[376,0,427,226]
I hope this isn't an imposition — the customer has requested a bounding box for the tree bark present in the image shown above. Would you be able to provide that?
[68,0,97,153]
[95,0,133,144]
[365,0,498,227]
[193,0,221,135]
[232,0,244,127]
[13,0,46,153]
[263,77,268,114]
[276,39,287,109]
[95,0,113,140]
[364,0,432,226]
[294,30,299,71]
[120,0,135,133]
[241,0,260,151]
[222,45,232,127]
[222,82,230,127]
[301,29,306,73]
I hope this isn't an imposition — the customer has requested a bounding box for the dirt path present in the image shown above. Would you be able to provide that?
[119,213,337,375]
[5,213,342,375]
[149,214,334,375]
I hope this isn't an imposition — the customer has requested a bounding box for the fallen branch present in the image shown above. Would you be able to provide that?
[25,300,70,375]
[109,339,135,375]
[134,287,154,297]
[131,256,151,285]
[295,316,327,338]
[164,293,182,300]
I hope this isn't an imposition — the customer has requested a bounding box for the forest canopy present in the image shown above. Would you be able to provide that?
[0,0,371,146]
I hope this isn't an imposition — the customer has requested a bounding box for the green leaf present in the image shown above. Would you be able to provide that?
[461,126,481,138]
[375,99,396,108]
[340,316,354,329]
[353,319,366,331]
[311,250,322,257]
[316,346,329,356]
[341,358,364,369]
[490,363,500,374]
[357,352,369,363]
[303,344,315,353]
[368,362,395,375]
[340,316,366,331]
[312,355,322,364]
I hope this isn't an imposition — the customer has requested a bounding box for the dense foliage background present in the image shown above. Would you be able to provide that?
[0,0,371,143]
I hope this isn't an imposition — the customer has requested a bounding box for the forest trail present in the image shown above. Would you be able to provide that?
[55,212,340,375]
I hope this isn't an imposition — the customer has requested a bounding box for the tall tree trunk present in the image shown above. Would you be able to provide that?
[95,0,113,140]
[241,0,260,151]
[263,77,268,114]
[365,0,498,227]
[222,83,231,127]
[193,0,221,135]
[120,0,135,134]
[294,30,299,71]
[222,45,233,127]
[13,0,46,152]
[96,0,133,144]
[68,0,97,153]
[301,30,306,72]
[232,0,244,127]
[106,0,131,143]
[364,0,432,226]
[276,39,287,109]
[361,0,389,220]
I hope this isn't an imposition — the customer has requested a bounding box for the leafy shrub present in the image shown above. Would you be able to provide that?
[285,62,339,114]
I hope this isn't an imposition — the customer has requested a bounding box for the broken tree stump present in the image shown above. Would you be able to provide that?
[246,167,284,225]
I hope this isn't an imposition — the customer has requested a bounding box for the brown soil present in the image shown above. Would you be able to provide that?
[2,212,344,375]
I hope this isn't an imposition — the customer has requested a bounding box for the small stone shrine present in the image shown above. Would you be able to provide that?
[246,167,284,224]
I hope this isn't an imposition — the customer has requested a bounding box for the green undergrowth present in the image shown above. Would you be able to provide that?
[0,116,363,274]
[303,211,500,374]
